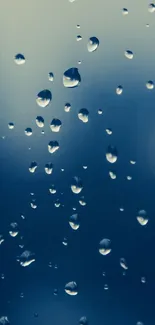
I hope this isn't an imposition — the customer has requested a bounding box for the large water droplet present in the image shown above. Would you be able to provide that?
[69,214,80,230]
[99,238,111,255]
[63,68,81,88]
[65,281,78,295]
[14,54,25,65]
[36,90,52,107]
[71,176,83,194]
[87,37,99,52]
[50,119,62,132]
[48,141,59,154]
[106,146,118,163]
[137,210,149,226]
[78,108,89,123]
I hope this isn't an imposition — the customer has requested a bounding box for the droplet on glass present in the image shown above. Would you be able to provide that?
[17,250,35,267]
[98,109,103,115]
[53,289,58,296]
[69,214,80,230]
[79,197,86,206]
[106,128,112,135]
[136,322,144,325]
[45,163,53,174]
[29,162,38,173]
[1,274,5,280]
[25,128,32,136]
[76,24,80,28]
[146,80,154,89]
[78,108,89,123]
[99,238,111,256]
[20,292,24,298]
[48,141,59,154]
[71,176,83,194]
[137,210,149,226]
[50,118,62,132]
[36,90,52,107]
[63,67,81,88]
[130,160,136,165]
[62,237,68,246]
[122,8,128,15]
[124,50,133,59]
[48,72,54,82]
[49,185,56,194]
[126,175,132,180]
[87,37,99,52]
[9,222,19,237]
[141,276,146,284]
[54,199,61,208]
[0,317,10,325]
[77,35,82,41]
[109,171,116,179]
[65,281,78,295]
[36,116,44,128]
[64,103,71,112]
[116,85,123,95]
[14,53,25,65]
[79,317,88,325]
[8,122,14,130]
[0,235,4,245]
[104,284,109,290]
[120,258,128,270]
[148,3,155,12]
[120,207,124,212]
[106,146,118,163]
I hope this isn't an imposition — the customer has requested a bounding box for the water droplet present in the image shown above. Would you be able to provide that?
[116,85,123,95]
[71,176,83,194]
[126,175,132,180]
[63,67,81,88]
[50,118,62,132]
[45,163,53,174]
[122,8,128,15]
[146,23,150,27]
[62,237,68,246]
[76,24,80,28]
[136,322,144,325]
[17,250,35,267]
[146,80,154,89]
[64,103,71,112]
[77,35,82,41]
[48,72,54,81]
[9,222,19,237]
[69,214,80,230]
[104,284,109,290]
[130,160,136,165]
[29,162,38,173]
[79,317,88,325]
[25,128,32,136]
[41,130,45,135]
[54,199,61,208]
[36,116,44,128]
[120,207,124,212]
[98,109,103,115]
[148,3,155,12]
[48,141,59,154]
[109,171,116,179]
[141,276,146,284]
[48,261,52,267]
[0,317,10,325]
[49,185,56,194]
[34,313,38,318]
[1,274,5,280]
[78,108,89,123]
[83,165,88,169]
[53,289,58,296]
[87,37,99,52]
[106,128,112,135]
[0,235,4,245]
[8,122,14,130]
[14,53,25,65]
[79,197,86,206]
[65,281,78,295]
[137,210,149,226]
[106,146,118,163]
[99,238,111,256]
[124,50,133,59]
[31,201,37,209]
[36,90,52,107]
[120,258,128,270]
[20,292,24,298]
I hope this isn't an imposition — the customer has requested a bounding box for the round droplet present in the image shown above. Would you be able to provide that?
[137,210,149,226]
[146,80,154,89]
[104,284,109,290]
[36,90,52,107]
[25,128,32,136]
[122,8,128,15]
[1,274,5,280]
[148,3,155,12]
[83,165,88,169]
[106,146,118,163]
[120,207,124,212]
[64,103,71,112]
[30,200,37,209]
[63,67,81,88]
[53,289,58,296]
[116,85,123,95]
[77,35,82,41]
[106,128,112,135]
[99,238,111,256]
[120,258,128,270]
[98,109,103,115]
[29,162,38,173]
[48,72,54,82]
[17,250,35,267]
[50,118,62,132]
[36,116,44,128]
[8,122,14,130]
[20,292,24,298]
[141,276,146,284]
[69,214,80,230]
[87,37,99,52]
[127,175,132,180]
[49,185,56,194]
[14,53,25,65]
[48,141,59,154]
[9,222,19,237]
[79,317,88,325]
[124,50,133,59]
[76,24,80,28]
[45,163,53,174]
[146,23,149,27]
[109,171,116,179]
[78,108,89,123]
[71,176,83,194]
[65,281,78,295]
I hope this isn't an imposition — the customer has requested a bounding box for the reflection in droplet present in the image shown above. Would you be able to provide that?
[65,281,78,295]
[71,176,83,194]
[50,119,62,132]
[20,292,24,298]
[64,103,71,112]
[1,274,5,280]
[99,238,111,255]
[69,214,80,230]
[48,72,54,82]
[29,162,38,173]
[17,250,35,267]
[124,50,133,59]
[48,141,59,154]
[120,258,128,270]
[36,116,44,128]
[148,3,155,12]
[25,128,32,136]
[137,210,149,226]
[45,163,53,174]
[146,80,154,90]
[78,108,89,123]
[87,37,99,52]
[9,222,19,237]
[116,85,123,95]
[106,146,118,163]
[63,68,81,88]
[14,53,25,65]
[8,122,14,130]
[36,90,52,107]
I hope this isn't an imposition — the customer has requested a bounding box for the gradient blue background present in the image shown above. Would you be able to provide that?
[0,0,155,325]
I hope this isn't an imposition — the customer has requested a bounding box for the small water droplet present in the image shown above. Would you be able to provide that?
[53,289,58,296]
[8,122,14,130]
[48,141,59,154]
[141,276,146,284]
[124,50,133,59]
[109,171,116,179]
[116,85,123,95]
[106,128,112,135]
[69,214,80,230]
[146,80,154,89]
[17,250,35,267]
[71,176,83,194]
[99,238,111,256]
[65,281,78,295]
[36,116,44,128]
[29,162,38,173]
[122,8,128,15]
[48,72,54,82]
[78,108,89,123]
[98,109,103,115]
[62,237,68,246]
[87,37,99,52]
[79,317,88,325]
[77,35,82,41]
[49,185,56,194]
[1,274,5,280]
[9,222,19,237]
[148,3,155,13]
[14,53,25,65]
[137,210,149,226]
[45,163,53,175]
[25,128,32,136]
[120,258,128,270]
[64,103,71,112]
[104,284,109,290]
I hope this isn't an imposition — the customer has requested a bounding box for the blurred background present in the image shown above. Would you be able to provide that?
[0,0,155,324]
